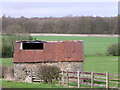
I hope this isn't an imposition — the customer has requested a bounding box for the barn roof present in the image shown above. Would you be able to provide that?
[16,40,47,43]
[13,40,84,62]
[16,40,83,43]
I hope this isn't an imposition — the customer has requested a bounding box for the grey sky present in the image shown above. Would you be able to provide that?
[1,2,118,18]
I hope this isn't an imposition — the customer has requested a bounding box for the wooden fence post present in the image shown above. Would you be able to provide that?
[91,72,94,88]
[77,71,80,88]
[106,72,109,88]
[30,69,33,83]
[62,71,64,86]
[66,70,69,87]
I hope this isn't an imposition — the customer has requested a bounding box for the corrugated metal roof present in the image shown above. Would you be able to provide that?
[13,40,84,62]
[16,40,47,43]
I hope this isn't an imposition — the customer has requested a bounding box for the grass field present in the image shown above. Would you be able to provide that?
[32,36,118,55]
[84,56,118,74]
[2,79,63,88]
[1,56,118,74]
[1,36,119,74]
[1,56,118,88]
[0,58,13,66]
[0,35,118,55]
[1,36,119,88]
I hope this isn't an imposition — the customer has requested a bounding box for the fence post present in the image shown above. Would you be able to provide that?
[106,72,109,88]
[58,71,61,86]
[66,70,69,87]
[58,76,60,86]
[91,72,94,88]
[31,69,33,83]
[62,71,64,86]
[77,71,80,88]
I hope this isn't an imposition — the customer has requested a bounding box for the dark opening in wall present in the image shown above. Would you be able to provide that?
[23,43,44,50]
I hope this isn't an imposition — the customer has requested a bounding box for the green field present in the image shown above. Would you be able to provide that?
[1,36,119,88]
[84,56,118,74]
[1,56,118,88]
[1,56,118,74]
[2,79,63,88]
[1,36,119,74]
[0,35,118,55]
[33,36,118,55]
[0,58,13,66]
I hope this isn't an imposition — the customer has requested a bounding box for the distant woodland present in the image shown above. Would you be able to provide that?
[1,16,119,34]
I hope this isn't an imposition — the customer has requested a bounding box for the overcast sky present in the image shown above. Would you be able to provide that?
[0,0,119,2]
[0,0,118,18]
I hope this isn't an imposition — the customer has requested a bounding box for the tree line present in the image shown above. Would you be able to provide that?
[1,16,119,34]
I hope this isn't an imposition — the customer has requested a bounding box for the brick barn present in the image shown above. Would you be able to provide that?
[13,40,84,82]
